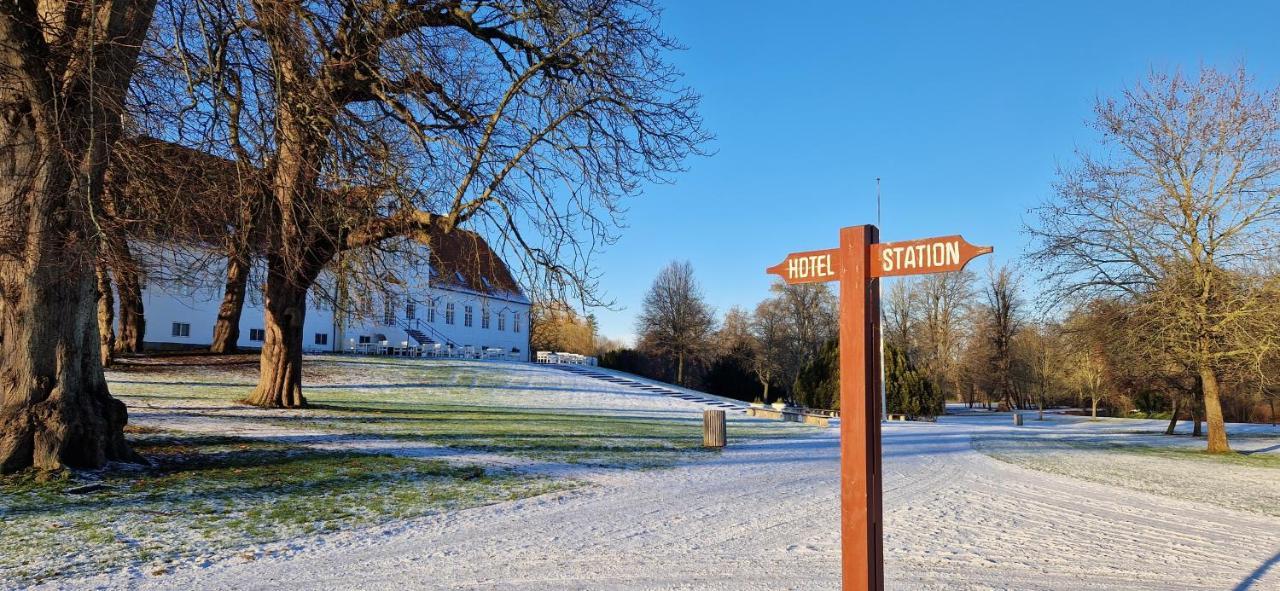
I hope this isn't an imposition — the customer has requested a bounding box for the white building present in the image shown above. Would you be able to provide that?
[139,231,531,357]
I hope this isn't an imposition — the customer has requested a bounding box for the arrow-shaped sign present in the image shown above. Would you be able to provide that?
[869,235,992,278]
[765,248,842,285]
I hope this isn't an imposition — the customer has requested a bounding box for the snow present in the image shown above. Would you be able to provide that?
[34,362,1280,590]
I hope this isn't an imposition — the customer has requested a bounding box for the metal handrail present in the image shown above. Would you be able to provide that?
[399,317,458,348]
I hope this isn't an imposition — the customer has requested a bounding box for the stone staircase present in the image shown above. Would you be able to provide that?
[552,364,749,413]
[404,327,434,346]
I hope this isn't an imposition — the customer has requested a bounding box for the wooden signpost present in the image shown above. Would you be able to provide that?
[767,226,992,591]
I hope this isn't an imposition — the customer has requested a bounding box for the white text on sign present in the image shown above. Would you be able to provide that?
[879,240,960,274]
[787,253,836,281]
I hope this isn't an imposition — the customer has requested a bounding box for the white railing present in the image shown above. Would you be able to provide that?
[535,351,597,366]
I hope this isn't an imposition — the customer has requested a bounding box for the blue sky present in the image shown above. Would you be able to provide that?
[590,0,1280,344]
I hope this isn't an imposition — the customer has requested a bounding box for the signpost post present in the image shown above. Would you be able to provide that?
[767,225,992,591]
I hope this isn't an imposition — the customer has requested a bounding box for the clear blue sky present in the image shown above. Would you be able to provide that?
[591,0,1280,344]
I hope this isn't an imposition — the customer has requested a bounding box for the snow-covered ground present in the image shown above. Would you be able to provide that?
[34,361,1280,590]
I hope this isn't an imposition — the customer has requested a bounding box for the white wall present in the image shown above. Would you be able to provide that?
[140,283,530,357]
[342,288,530,356]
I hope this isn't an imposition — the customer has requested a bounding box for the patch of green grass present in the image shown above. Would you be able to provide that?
[109,357,818,468]
[0,432,573,587]
[973,434,1280,516]
[1096,441,1280,468]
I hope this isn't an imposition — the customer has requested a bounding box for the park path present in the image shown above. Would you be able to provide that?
[49,414,1280,590]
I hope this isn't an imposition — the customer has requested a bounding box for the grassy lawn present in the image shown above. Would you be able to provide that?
[974,434,1280,516]
[108,355,815,468]
[1,355,814,587]
[0,428,571,587]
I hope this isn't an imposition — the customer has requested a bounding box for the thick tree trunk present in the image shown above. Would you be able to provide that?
[1091,395,1099,419]
[210,252,250,353]
[1198,366,1230,453]
[1192,406,1203,437]
[676,351,685,386]
[1164,397,1180,436]
[112,247,146,353]
[95,265,116,368]
[245,261,309,408]
[0,256,139,472]
[0,0,156,472]
[0,105,137,473]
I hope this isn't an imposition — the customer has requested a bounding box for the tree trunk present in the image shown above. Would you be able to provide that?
[210,252,250,353]
[96,265,116,368]
[1164,397,1180,435]
[1192,406,1202,437]
[244,260,309,408]
[1198,366,1230,452]
[1270,399,1276,428]
[676,351,685,386]
[0,0,156,472]
[112,247,146,353]
[1091,394,1099,419]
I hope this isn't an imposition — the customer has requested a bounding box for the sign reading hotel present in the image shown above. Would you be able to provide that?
[765,227,992,591]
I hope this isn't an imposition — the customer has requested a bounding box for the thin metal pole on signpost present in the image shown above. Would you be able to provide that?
[875,179,887,423]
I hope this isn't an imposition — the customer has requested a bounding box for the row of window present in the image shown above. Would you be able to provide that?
[384,301,521,332]
[171,323,328,346]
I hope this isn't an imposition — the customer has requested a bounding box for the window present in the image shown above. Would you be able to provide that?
[498,312,506,331]
[427,300,437,323]
[358,335,371,344]
[249,328,265,342]
[464,305,473,327]
[445,302,455,325]
[315,333,329,346]
[405,302,416,321]
[513,312,521,333]
[383,300,396,326]
[171,322,190,338]
[481,307,490,329]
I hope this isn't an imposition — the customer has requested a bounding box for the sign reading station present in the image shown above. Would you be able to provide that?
[869,235,992,278]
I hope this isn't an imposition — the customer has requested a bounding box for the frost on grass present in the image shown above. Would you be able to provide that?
[0,432,573,588]
[107,355,815,469]
[974,434,1280,516]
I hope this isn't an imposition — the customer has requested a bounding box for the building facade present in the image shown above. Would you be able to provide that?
[139,232,531,356]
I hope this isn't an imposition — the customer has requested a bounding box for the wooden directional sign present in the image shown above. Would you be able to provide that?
[870,235,992,278]
[765,226,992,591]
[767,235,991,284]
[766,248,842,284]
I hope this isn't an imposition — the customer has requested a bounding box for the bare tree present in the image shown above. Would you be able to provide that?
[978,264,1022,410]
[1028,67,1280,452]
[750,298,788,402]
[881,279,915,351]
[637,261,716,385]
[530,300,596,356]
[0,0,157,471]
[773,283,838,393]
[915,271,974,403]
[157,0,704,407]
